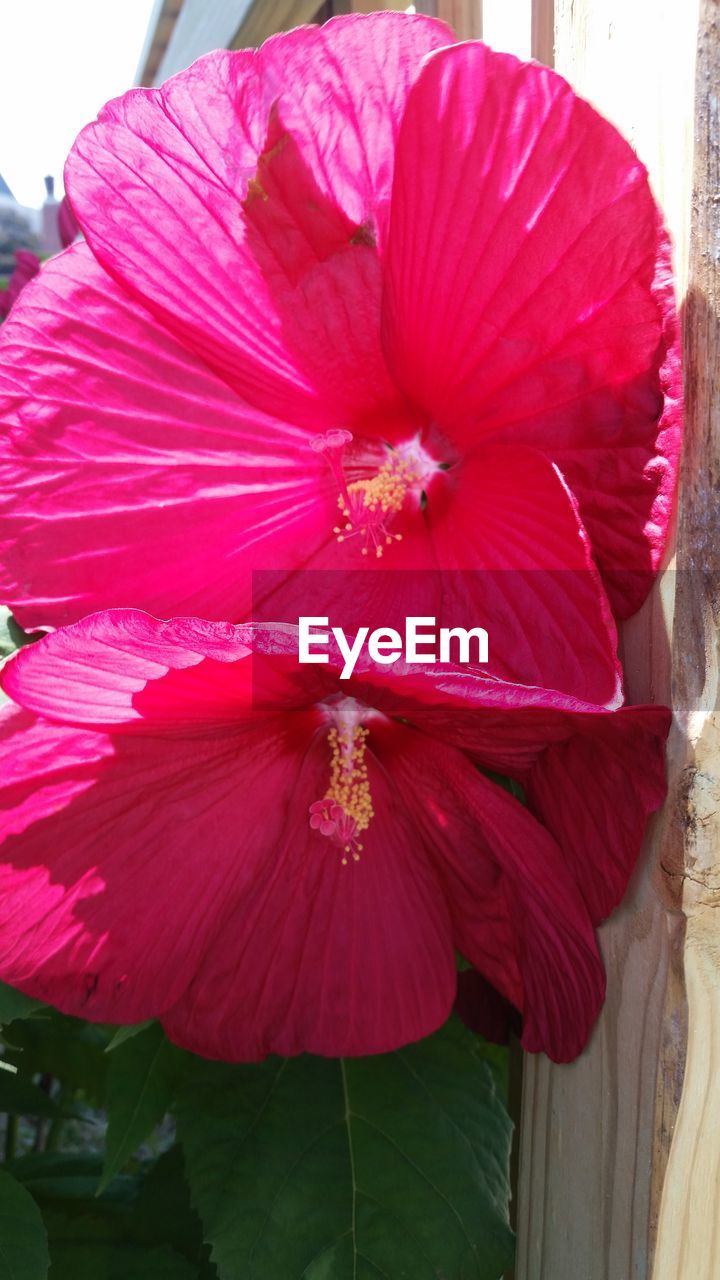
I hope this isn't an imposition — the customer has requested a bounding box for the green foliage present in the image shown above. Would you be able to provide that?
[105,1022,155,1053]
[0,1068,59,1118]
[3,1011,110,1104]
[100,1023,187,1191]
[0,1168,50,1278]
[0,979,44,1027]
[0,999,514,1280]
[175,1017,514,1280]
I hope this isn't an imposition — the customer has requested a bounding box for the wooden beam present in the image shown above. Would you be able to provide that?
[531,0,553,65]
[137,0,184,86]
[514,1,698,1275]
[435,1,483,39]
[231,1,324,48]
[653,3,720,1273]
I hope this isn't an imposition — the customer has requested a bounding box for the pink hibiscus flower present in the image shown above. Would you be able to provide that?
[0,610,668,1062]
[0,15,679,706]
[0,249,40,320]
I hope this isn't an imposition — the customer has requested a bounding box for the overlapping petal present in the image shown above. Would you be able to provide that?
[0,612,669,1060]
[381,729,605,1061]
[63,15,451,427]
[0,245,335,630]
[383,42,681,613]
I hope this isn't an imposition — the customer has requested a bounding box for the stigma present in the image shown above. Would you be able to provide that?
[312,429,420,559]
[308,699,374,865]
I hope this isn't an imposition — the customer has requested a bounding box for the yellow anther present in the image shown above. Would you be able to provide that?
[323,723,374,856]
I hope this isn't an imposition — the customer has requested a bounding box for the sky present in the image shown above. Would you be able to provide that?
[0,0,531,211]
[0,0,156,209]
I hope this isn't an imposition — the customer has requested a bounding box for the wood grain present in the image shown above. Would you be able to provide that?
[653,2,720,1274]
[514,1,698,1276]
[530,0,553,64]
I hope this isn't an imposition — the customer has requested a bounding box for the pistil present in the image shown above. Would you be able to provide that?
[309,701,374,865]
[312,429,445,557]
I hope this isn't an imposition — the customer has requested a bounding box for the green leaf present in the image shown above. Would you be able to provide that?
[0,980,44,1026]
[100,1025,186,1192]
[0,1070,58,1117]
[129,1148,215,1276]
[0,1168,50,1279]
[176,1017,514,1280]
[105,1022,155,1053]
[41,1242,198,1280]
[25,1147,215,1279]
[0,608,40,660]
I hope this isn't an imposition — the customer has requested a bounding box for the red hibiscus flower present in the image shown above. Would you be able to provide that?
[0,15,679,707]
[57,194,80,249]
[0,610,668,1062]
[0,249,40,320]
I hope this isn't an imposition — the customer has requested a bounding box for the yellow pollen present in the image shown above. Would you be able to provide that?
[333,455,419,557]
[324,723,373,863]
[345,456,417,519]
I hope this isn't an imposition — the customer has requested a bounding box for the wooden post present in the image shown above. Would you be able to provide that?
[530,0,552,65]
[514,1,699,1277]
[435,1,483,39]
[652,3,720,1275]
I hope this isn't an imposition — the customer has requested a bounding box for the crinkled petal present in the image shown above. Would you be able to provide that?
[0,246,334,630]
[161,736,455,1059]
[1,610,318,735]
[383,42,680,612]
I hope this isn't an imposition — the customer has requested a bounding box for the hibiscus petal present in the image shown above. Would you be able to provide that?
[0,702,306,1024]
[524,705,670,921]
[1,610,251,731]
[384,42,680,612]
[0,246,334,631]
[253,442,624,706]
[381,727,605,1062]
[1,609,316,735]
[161,734,456,1059]
[63,15,451,426]
[420,443,622,705]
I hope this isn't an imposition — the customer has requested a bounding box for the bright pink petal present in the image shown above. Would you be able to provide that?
[381,728,605,1061]
[0,702,307,1023]
[420,444,622,704]
[162,735,455,1059]
[63,15,451,427]
[384,42,680,614]
[0,246,334,631]
[254,443,623,705]
[1,610,252,731]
